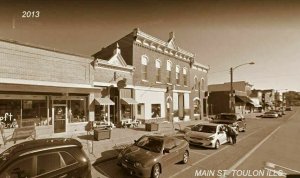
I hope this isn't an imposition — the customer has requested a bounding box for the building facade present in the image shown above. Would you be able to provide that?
[93,28,209,122]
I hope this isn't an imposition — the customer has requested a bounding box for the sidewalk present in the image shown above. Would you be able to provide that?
[0,119,207,177]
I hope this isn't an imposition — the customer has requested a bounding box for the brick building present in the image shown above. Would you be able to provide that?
[93,28,209,122]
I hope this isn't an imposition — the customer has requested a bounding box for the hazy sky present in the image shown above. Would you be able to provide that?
[1,0,300,91]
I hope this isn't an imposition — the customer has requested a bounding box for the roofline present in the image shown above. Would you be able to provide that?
[0,38,92,59]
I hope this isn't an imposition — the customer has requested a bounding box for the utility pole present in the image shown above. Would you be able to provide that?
[230,67,234,113]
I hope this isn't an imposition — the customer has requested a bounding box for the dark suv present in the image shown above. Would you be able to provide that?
[0,138,91,178]
[211,113,246,132]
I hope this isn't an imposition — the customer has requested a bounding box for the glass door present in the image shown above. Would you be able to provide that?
[54,105,66,133]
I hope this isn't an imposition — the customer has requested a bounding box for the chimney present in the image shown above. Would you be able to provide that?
[113,43,121,55]
[169,32,175,42]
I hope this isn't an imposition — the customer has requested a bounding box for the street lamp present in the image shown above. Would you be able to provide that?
[230,62,255,113]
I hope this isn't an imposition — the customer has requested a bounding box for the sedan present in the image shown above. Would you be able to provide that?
[117,135,189,178]
[262,111,279,118]
[184,123,228,149]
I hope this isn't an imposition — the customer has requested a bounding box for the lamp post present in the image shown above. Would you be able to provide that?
[230,62,255,113]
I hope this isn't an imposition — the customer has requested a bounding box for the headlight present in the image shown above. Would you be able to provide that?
[134,162,142,168]
[206,137,214,141]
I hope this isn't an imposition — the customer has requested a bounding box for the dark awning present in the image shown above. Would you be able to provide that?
[95,98,115,105]
[235,95,252,104]
[121,98,139,105]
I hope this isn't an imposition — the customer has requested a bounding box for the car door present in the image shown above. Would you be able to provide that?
[162,138,179,165]
[217,125,227,144]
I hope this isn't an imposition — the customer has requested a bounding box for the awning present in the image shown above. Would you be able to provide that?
[95,98,115,105]
[121,98,139,105]
[235,95,252,104]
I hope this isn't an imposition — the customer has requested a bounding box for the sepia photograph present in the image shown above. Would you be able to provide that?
[0,0,300,177]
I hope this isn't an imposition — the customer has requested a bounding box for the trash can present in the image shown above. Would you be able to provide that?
[94,128,111,141]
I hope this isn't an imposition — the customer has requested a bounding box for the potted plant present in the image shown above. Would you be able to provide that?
[145,121,159,131]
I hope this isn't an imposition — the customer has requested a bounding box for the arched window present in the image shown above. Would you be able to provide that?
[183,67,187,86]
[176,65,180,85]
[141,55,148,80]
[155,59,161,82]
[201,78,205,91]
[166,60,172,83]
[194,76,198,90]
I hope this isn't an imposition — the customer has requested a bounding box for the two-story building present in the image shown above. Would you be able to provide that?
[93,28,209,122]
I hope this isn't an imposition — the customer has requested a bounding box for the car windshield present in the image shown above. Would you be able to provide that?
[192,125,216,133]
[217,114,237,121]
[135,136,163,153]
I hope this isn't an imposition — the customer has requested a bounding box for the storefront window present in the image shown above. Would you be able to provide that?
[22,100,47,126]
[194,100,200,115]
[95,105,108,122]
[121,104,132,119]
[0,100,21,128]
[151,104,161,118]
[67,100,87,123]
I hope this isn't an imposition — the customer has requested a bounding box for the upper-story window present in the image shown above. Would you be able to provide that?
[141,55,148,80]
[176,65,180,85]
[201,78,205,91]
[183,67,187,86]
[155,59,161,82]
[194,76,198,90]
[166,60,172,83]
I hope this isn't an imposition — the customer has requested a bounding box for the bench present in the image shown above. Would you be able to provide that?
[121,118,140,128]
[12,126,36,144]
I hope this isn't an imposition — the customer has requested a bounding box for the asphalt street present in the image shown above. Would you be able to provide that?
[93,108,299,178]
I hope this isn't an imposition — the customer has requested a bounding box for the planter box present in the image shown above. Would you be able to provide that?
[145,123,159,131]
[94,128,111,141]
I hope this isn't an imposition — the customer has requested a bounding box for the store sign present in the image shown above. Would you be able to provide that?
[0,113,13,122]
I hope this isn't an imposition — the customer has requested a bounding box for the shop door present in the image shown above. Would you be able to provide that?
[54,106,66,133]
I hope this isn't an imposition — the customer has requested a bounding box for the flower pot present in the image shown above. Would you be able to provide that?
[145,123,159,131]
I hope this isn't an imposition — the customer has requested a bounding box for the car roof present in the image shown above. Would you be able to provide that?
[196,123,221,127]
[0,138,82,167]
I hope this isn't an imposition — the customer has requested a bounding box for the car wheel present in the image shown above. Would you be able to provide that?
[242,124,246,132]
[151,164,160,178]
[182,150,189,164]
[215,140,220,149]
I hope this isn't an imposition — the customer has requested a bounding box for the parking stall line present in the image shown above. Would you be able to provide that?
[169,128,263,178]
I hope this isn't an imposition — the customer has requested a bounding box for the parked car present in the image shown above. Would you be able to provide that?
[270,110,283,117]
[211,113,246,132]
[262,111,279,118]
[117,135,189,178]
[0,138,91,178]
[286,106,292,111]
[184,123,228,149]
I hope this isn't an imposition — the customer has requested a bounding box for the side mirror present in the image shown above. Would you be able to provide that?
[163,148,171,154]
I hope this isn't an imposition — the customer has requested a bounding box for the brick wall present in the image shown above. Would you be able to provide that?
[132,44,190,90]
[0,40,92,85]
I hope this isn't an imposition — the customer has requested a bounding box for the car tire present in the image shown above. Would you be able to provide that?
[215,140,220,149]
[181,150,189,164]
[242,125,246,132]
[151,164,161,178]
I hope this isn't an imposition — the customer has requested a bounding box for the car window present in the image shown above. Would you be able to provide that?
[37,152,64,176]
[3,156,35,178]
[135,136,163,153]
[193,125,216,133]
[60,152,77,165]
[164,138,176,150]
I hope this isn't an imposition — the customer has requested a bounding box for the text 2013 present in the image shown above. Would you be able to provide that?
[22,11,40,18]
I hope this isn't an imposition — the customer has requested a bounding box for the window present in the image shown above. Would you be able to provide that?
[183,68,187,86]
[166,60,172,83]
[201,78,205,91]
[4,157,35,178]
[176,65,180,85]
[194,77,198,90]
[141,55,148,80]
[95,105,108,122]
[60,152,77,165]
[67,99,87,123]
[155,59,161,82]
[151,104,161,118]
[121,104,132,119]
[37,152,63,175]
[137,103,144,115]
[23,100,47,126]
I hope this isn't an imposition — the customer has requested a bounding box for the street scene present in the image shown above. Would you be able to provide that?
[1,0,300,178]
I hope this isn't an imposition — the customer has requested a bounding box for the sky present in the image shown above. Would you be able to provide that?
[0,0,300,91]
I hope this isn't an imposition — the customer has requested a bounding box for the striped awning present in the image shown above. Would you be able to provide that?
[95,98,115,105]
